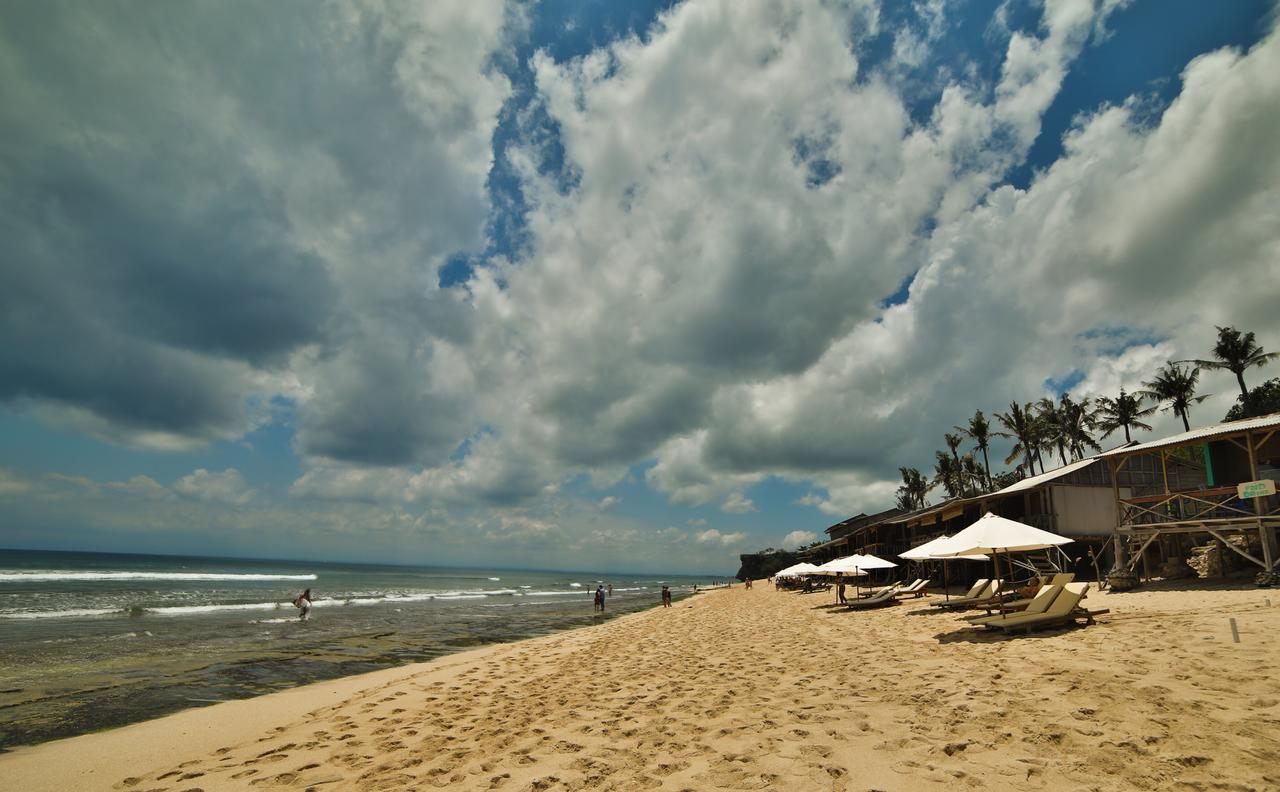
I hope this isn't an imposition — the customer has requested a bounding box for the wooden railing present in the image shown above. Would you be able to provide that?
[1119,485,1280,529]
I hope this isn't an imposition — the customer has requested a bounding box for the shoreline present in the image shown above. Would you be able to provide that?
[3,581,1278,791]
[0,593,677,792]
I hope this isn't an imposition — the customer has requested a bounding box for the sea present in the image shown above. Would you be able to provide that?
[0,548,731,750]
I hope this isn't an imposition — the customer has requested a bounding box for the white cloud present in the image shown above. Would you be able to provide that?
[5,0,1280,571]
[174,469,257,506]
[781,530,818,549]
[697,528,747,547]
[720,492,756,514]
[598,495,620,510]
[106,475,175,501]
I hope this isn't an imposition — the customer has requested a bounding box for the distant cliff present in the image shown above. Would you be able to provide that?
[735,550,801,581]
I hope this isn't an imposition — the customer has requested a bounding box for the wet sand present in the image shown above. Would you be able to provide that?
[1,581,1278,791]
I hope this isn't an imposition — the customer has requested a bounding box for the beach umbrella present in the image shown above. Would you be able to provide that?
[900,535,988,601]
[813,557,869,603]
[812,556,871,575]
[935,513,1073,611]
[837,553,896,597]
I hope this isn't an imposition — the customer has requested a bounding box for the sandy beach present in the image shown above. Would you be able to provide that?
[2,581,1278,791]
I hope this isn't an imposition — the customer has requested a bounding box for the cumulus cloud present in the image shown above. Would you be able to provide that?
[697,528,748,547]
[598,496,620,510]
[174,469,257,506]
[4,0,1279,569]
[0,0,513,455]
[781,530,818,549]
[720,492,756,514]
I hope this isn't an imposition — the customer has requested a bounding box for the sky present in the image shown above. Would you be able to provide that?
[1,0,1278,575]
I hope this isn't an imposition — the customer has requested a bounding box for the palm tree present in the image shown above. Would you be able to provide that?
[1142,362,1210,432]
[943,432,963,464]
[1036,397,1070,467]
[1187,325,1279,402]
[1060,393,1100,461]
[895,467,932,511]
[1094,388,1156,443]
[956,410,993,490]
[994,401,1039,475]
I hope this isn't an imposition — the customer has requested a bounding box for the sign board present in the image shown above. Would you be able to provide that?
[1237,479,1277,499]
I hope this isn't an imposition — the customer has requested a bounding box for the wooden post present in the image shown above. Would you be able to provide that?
[1108,457,1127,571]
[1245,431,1275,572]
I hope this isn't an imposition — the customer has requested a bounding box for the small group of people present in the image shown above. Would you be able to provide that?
[594,585,607,612]
[660,585,672,607]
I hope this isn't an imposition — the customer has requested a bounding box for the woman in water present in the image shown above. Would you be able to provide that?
[293,588,313,622]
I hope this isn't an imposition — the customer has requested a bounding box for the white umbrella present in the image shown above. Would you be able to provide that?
[936,513,1073,611]
[813,556,871,575]
[835,554,897,597]
[900,534,988,561]
[900,534,988,601]
[937,513,1073,556]
[848,553,897,570]
[775,562,821,578]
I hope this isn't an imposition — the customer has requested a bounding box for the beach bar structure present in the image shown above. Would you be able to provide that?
[870,459,1131,573]
[1099,414,1280,576]
[804,508,903,562]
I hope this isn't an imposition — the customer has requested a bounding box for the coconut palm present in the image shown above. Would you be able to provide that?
[943,432,963,464]
[1061,393,1100,461]
[1141,362,1210,432]
[1094,388,1156,443]
[895,466,932,511]
[1186,325,1279,402]
[956,410,993,490]
[1036,397,1070,467]
[994,401,1039,475]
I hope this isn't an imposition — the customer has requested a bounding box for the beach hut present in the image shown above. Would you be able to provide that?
[1097,414,1280,585]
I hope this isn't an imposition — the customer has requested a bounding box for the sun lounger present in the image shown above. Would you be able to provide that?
[984,583,1105,633]
[934,580,1002,610]
[966,573,1075,617]
[859,579,916,598]
[928,578,988,608]
[847,585,901,609]
[966,582,1063,625]
[894,579,929,598]
[862,579,924,599]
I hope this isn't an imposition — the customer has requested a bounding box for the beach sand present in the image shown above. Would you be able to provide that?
[2,581,1278,791]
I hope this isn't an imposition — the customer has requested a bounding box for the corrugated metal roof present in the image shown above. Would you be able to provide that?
[1097,412,1280,458]
[988,455,1103,495]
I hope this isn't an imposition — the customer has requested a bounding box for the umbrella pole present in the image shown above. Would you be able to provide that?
[943,559,949,602]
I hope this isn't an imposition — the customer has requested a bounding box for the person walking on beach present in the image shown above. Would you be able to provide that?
[836,572,846,604]
[293,588,313,622]
[661,585,672,607]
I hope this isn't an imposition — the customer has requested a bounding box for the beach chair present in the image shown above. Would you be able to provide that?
[847,585,901,609]
[965,581,1063,625]
[934,580,1001,610]
[894,579,929,598]
[967,573,1074,616]
[929,578,989,608]
[984,583,1107,633]
[862,579,921,599]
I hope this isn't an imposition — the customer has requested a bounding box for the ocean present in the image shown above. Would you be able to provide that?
[0,548,730,750]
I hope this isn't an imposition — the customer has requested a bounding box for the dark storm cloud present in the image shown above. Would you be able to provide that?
[0,1,504,448]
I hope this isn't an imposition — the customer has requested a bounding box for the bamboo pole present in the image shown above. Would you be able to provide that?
[1244,431,1274,571]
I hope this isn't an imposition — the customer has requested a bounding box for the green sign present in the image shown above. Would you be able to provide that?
[1238,479,1277,499]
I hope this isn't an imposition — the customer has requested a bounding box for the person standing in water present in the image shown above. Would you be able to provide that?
[594,585,606,612]
[293,588,313,622]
